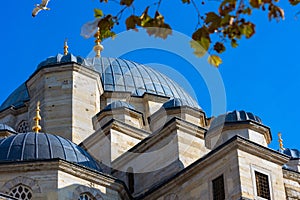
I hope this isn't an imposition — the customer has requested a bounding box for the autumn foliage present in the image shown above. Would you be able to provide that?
[92,0,291,67]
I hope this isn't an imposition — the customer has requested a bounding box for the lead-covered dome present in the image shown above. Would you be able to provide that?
[0,132,101,171]
[0,54,200,111]
[102,100,135,111]
[282,148,300,159]
[0,83,29,112]
[0,124,16,133]
[209,110,263,130]
[86,57,199,108]
[162,98,191,109]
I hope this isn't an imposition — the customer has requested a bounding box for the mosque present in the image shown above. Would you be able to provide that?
[0,34,299,200]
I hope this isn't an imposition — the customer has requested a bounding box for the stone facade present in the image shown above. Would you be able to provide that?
[0,53,299,200]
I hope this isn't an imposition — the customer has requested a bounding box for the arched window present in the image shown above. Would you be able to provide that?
[9,184,33,200]
[78,192,96,200]
[17,121,29,133]
[127,167,134,193]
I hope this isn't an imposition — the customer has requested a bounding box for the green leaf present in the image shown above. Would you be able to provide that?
[182,0,191,3]
[208,55,222,67]
[213,42,226,53]
[191,27,211,56]
[190,40,207,57]
[231,39,238,48]
[241,22,255,38]
[120,0,134,7]
[140,7,151,26]
[94,9,104,18]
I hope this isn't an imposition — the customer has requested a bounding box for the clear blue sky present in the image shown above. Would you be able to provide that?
[1,0,299,150]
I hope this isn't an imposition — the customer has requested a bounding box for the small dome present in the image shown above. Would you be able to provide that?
[225,110,262,123]
[210,110,262,128]
[0,83,29,112]
[37,53,89,69]
[0,132,101,171]
[103,101,135,111]
[162,98,192,109]
[0,124,16,133]
[282,148,300,159]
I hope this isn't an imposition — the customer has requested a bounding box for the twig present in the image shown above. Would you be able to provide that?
[191,0,202,29]
[156,0,163,11]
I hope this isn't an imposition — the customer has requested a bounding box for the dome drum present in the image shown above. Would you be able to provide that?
[149,99,206,132]
[94,101,144,129]
[206,111,271,150]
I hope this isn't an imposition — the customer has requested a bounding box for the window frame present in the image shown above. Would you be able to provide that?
[9,184,33,200]
[251,165,273,200]
[211,174,226,200]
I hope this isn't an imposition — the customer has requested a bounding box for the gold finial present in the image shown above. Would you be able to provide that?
[278,132,284,151]
[64,38,69,55]
[32,101,42,133]
[93,28,104,58]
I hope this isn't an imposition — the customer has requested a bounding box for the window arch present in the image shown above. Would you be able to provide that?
[17,120,29,133]
[9,184,33,200]
[78,192,96,200]
[73,185,103,200]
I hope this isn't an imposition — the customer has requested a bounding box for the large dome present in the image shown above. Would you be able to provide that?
[86,57,199,108]
[0,132,101,171]
[0,54,199,111]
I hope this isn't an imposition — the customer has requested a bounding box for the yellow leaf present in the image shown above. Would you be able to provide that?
[208,55,222,67]
[94,9,103,18]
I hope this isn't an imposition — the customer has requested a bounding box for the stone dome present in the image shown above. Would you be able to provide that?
[282,148,300,159]
[102,101,135,111]
[0,132,101,171]
[0,124,16,133]
[162,98,192,109]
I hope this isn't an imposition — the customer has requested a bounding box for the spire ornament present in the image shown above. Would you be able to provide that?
[93,28,104,58]
[32,101,42,133]
[278,132,284,151]
[64,38,69,55]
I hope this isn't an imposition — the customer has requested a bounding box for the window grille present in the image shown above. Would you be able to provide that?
[212,175,225,200]
[17,121,29,133]
[78,192,95,200]
[9,184,32,200]
[255,171,271,199]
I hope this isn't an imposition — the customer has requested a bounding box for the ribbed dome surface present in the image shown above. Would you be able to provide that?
[282,148,300,159]
[0,132,101,171]
[37,53,89,69]
[0,83,29,111]
[0,124,16,133]
[86,57,199,108]
[103,101,135,111]
[210,110,262,129]
[162,98,192,109]
[0,54,199,112]
[225,110,262,123]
